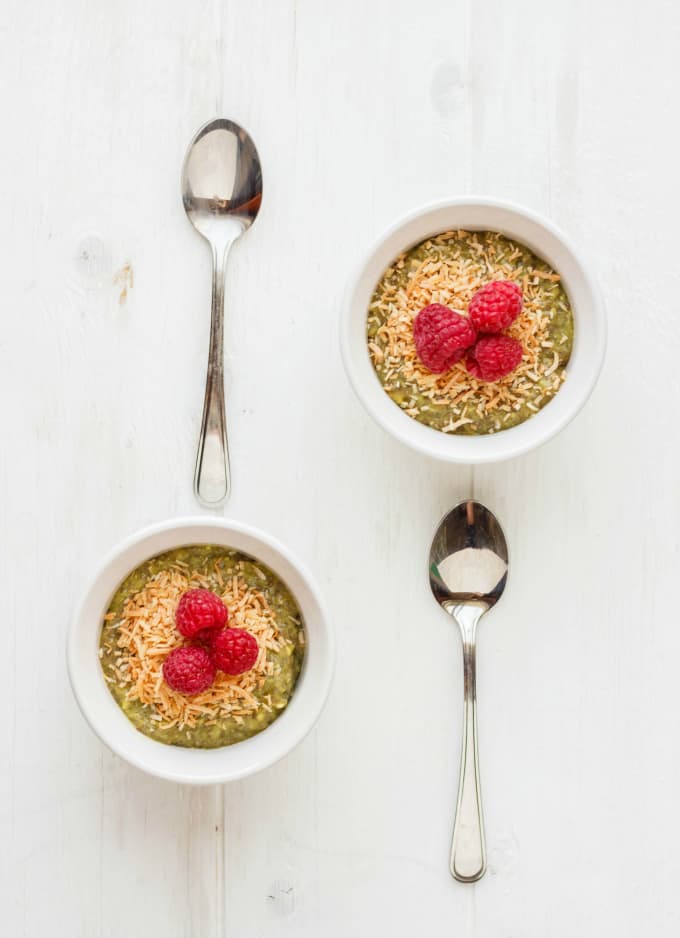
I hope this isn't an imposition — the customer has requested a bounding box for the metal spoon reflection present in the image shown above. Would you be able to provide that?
[181,118,263,506]
[428,500,508,882]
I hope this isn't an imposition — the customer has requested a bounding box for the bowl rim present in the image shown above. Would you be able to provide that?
[340,196,607,463]
[67,516,335,784]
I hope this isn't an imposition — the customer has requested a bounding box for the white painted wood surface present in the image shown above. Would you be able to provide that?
[2,0,678,934]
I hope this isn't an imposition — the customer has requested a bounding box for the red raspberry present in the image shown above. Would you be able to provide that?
[466,335,523,382]
[176,589,228,640]
[212,628,259,676]
[468,281,523,333]
[163,646,216,695]
[413,304,477,374]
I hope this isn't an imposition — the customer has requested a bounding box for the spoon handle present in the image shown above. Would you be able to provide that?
[194,243,230,506]
[451,615,486,882]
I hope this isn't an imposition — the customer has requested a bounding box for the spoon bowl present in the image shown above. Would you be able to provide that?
[430,501,508,608]
[429,500,508,883]
[181,118,263,506]
[182,119,262,245]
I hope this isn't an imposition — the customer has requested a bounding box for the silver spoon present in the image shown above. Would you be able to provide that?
[429,500,509,883]
[181,118,263,506]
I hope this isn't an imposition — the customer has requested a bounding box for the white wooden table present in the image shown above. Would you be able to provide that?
[2,1,678,935]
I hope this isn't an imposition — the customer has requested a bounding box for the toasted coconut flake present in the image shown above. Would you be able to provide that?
[544,351,560,377]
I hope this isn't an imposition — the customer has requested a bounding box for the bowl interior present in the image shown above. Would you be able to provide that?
[342,199,605,462]
[68,519,333,784]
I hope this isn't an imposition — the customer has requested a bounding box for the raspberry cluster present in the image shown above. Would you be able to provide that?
[162,588,259,695]
[413,280,524,382]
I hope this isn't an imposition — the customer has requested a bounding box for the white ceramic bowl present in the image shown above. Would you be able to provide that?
[68,518,334,784]
[341,198,606,463]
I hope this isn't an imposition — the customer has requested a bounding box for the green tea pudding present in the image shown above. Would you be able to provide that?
[367,229,574,435]
[99,545,305,749]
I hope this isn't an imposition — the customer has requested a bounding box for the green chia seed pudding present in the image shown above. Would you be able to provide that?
[367,229,574,434]
[99,545,305,749]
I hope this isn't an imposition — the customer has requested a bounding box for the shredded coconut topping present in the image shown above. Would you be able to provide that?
[102,566,287,730]
[367,230,572,433]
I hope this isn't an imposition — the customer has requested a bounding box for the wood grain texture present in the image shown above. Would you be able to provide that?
[1,0,678,935]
